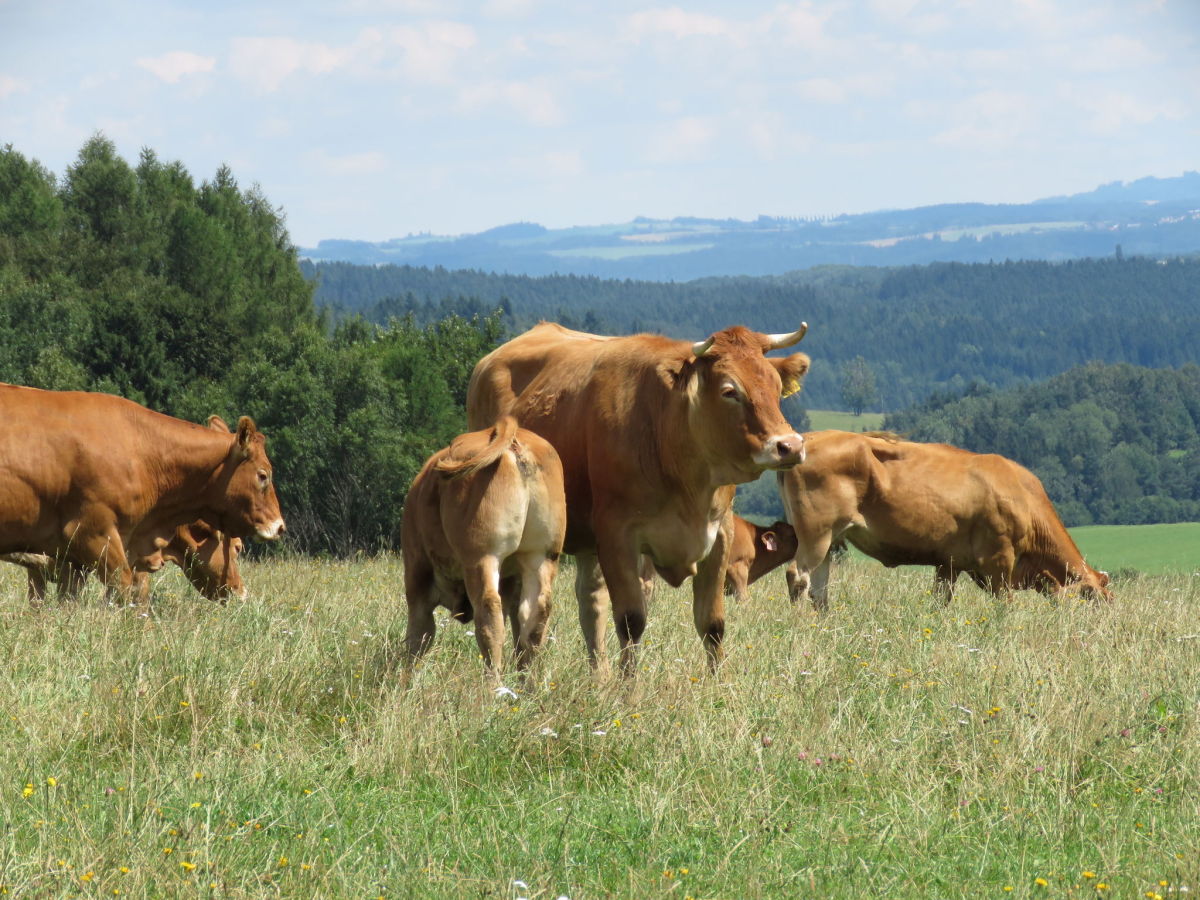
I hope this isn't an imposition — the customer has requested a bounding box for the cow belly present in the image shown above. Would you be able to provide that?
[844,526,948,569]
[0,480,61,553]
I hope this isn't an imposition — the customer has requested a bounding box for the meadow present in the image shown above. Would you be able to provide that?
[1,554,1197,899]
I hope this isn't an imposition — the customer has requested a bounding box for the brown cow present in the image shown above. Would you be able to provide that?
[778,431,1113,609]
[467,321,810,673]
[402,416,566,679]
[2,520,245,604]
[0,384,284,605]
[725,515,799,603]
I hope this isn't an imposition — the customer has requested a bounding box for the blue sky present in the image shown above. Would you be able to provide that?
[2,0,1197,246]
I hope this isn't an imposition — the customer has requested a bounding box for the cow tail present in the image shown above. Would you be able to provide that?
[435,416,520,479]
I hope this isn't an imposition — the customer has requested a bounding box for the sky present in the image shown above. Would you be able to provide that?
[1,0,1198,247]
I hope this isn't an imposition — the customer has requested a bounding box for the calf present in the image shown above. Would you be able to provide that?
[725,515,799,602]
[401,416,566,679]
[3,520,244,605]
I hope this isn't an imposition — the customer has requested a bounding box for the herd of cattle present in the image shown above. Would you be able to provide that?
[0,321,1111,680]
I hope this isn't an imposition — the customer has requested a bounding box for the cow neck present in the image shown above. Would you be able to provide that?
[656,357,731,509]
[129,413,237,518]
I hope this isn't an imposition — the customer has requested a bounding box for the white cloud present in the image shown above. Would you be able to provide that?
[0,74,27,99]
[1069,89,1188,135]
[458,79,562,126]
[772,2,834,50]
[931,90,1038,150]
[309,149,389,176]
[482,0,536,18]
[136,51,216,84]
[794,74,889,104]
[1063,33,1160,73]
[386,21,478,83]
[645,116,718,163]
[625,7,733,42]
[229,37,349,92]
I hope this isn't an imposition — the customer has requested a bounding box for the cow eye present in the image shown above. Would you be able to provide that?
[720,384,740,401]
[257,470,271,488]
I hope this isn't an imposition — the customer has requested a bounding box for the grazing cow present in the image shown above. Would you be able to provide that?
[778,431,1113,609]
[725,515,799,603]
[0,384,284,605]
[402,416,566,679]
[467,321,810,673]
[2,520,244,605]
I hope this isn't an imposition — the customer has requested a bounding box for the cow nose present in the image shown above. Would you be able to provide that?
[755,433,806,468]
[773,433,806,466]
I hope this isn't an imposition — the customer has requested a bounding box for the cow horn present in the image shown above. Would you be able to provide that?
[692,336,715,357]
[765,322,808,350]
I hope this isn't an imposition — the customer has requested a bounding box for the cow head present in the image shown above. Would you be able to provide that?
[173,521,246,602]
[1080,566,1115,603]
[749,520,801,583]
[687,325,810,483]
[214,416,286,541]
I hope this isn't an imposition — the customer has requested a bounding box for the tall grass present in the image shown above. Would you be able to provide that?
[1,557,1196,898]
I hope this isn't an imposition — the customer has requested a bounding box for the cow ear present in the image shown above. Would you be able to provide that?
[771,353,810,398]
[761,531,778,552]
[207,415,232,433]
[236,416,258,454]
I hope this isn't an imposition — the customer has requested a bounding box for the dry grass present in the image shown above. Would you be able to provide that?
[0,555,1197,898]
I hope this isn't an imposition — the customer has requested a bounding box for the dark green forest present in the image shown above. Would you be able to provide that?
[302,255,1200,410]
[1,138,500,554]
[4,139,1199,552]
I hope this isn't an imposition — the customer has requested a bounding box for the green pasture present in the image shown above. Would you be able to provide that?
[805,409,886,432]
[1069,522,1200,577]
[1,554,1197,899]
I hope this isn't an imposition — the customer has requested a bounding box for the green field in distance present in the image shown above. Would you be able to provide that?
[1069,521,1200,576]
[805,409,885,432]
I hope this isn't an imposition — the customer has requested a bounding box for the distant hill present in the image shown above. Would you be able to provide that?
[300,173,1200,280]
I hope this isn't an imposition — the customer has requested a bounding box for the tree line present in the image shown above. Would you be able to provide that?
[1,138,499,555]
[303,254,1200,410]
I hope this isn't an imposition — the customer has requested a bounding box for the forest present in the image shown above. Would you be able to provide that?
[3,138,1199,552]
[0,138,499,555]
[302,254,1200,410]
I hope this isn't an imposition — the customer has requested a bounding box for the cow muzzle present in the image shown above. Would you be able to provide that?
[257,518,287,540]
[755,433,806,469]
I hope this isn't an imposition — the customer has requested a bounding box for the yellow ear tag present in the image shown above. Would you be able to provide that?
[781,376,801,398]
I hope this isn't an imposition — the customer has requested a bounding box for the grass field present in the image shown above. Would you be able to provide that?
[806,409,886,432]
[1,555,1197,899]
[1069,522,1200,576]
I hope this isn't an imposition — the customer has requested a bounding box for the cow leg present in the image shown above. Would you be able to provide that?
[692,515,733,672]
[513,553,557,673]
[24,565,50,607]
[933,565,958,605]
[464,556,506,682]
[402,559,438,669]
[725,563,749,603]
[574,551,611,677]
[785,561,804,603]
[808,553,833,609]
[77,527,136,606]
[56,562,88,602]
[638,554,656,606]
[789,533,835,612]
